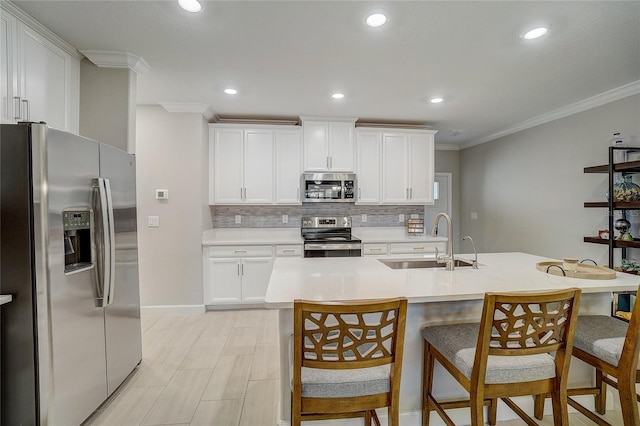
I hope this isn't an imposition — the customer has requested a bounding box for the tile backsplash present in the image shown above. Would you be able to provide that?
[211,205,424,228]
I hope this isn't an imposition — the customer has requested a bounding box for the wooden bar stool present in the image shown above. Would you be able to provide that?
[422,288,581,426]
[290,297,407,426]
[535,287,640,425]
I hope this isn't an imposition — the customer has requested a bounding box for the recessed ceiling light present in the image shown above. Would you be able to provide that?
[523,27,548,40]
[332,93,345,99]
[430,97,444,104]
[366,13,387,27]
[178,0,201,13]
[224,88,238,95]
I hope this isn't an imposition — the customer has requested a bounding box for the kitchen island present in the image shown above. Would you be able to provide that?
[264,252,640,425]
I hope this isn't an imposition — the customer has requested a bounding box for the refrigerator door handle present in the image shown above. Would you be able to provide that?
[94,178,116,307]
[103,178,116,305]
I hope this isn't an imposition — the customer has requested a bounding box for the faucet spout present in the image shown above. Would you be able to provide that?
[431,213,454,271]
[462,236,479,269]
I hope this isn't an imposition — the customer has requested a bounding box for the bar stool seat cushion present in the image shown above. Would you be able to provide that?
[423,323,557,384]
[573,315,629,368]
[288,335,391,398]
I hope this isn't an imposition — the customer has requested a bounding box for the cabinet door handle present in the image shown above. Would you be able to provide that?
[237,264,240,276]
[326,156,329,169]
[240,188,243,199]
[410,188,413,199]
[21,100,29,122]
[283,249,295,253]
[241,263,244,276]
[234,250,247,253]
[370,248,382,252]
[413,247,425,250]
[358,188,361,198]
[13,97,22,120]
[406,188,409,199]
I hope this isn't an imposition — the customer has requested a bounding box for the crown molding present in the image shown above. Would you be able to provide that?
[435,143,460,151]
[159,102,210,114]
[80,50,150,74]
[462,80,640,150]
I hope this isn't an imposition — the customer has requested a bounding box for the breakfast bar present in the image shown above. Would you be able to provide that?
[264,252,640,425]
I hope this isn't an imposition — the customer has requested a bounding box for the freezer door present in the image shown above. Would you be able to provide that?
[45,127,109,426]
[99,143,142,395]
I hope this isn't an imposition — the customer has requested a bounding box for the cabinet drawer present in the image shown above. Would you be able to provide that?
[275,245,302,257]
[389,242,445,255]
[208,245,273,258]
[363,243,388,256]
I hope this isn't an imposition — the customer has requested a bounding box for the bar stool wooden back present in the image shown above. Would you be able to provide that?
[422,288,581,426]
[536,286,640,425]
[291,297,407,426]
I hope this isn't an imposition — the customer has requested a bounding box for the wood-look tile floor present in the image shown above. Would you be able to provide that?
[83,308,625,426]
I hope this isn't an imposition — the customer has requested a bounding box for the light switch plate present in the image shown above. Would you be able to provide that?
[148,216,160,227]
[361,214,367,223]
[471,212,478,220]
[398,214,405,223]
[282,214,288,224]
[235,215,241,224]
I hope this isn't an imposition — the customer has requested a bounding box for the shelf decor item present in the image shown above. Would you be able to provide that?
[613,175,640,202]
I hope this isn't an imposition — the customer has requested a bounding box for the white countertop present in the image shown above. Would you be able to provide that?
[0,294,13,306]
[203,228,302,246]
[202,226,446,246]
[264,252,640,308]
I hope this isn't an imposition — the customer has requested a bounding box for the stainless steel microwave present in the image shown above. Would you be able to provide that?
[301,173,356,203]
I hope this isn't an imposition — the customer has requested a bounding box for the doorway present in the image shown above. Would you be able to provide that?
[424,173,452,237]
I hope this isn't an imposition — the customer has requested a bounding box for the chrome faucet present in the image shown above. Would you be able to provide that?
[431,212,454,271]
[462,236,478,269]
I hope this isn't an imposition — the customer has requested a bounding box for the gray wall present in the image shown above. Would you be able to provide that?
[136,105,210,307]
[79,60,135,152]
[435,149,461,248]
[460,94,640,266]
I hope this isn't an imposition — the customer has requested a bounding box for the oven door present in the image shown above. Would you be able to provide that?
[304,242,362,258]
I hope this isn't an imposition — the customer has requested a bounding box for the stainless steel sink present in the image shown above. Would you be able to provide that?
[378,258,475,269]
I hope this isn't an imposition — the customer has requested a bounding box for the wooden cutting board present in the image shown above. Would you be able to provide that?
[536,261,616,280]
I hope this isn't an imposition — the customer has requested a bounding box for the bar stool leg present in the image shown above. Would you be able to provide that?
[422,340,435,426]
[550,387,569,426]
[618,374,640,425]
[469,389,484,426]
[594,369,607,414]
[533,393,545,420]
[488,398,497,425]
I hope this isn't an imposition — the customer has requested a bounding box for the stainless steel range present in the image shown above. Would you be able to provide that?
[301,216,362,257]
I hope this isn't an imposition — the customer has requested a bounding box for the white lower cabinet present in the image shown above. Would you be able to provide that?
[205,243,302,306]
[205,245,274,305]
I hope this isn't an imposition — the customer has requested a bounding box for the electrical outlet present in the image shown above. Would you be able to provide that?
[361,214,367,223]
[398,214,405,223]
[235,215,241,224]
[471,212,478,220]
[282,214,288,224]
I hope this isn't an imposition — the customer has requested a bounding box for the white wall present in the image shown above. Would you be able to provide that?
[460,94,640,266]
[79,60,134,152]
[135,106,210,309]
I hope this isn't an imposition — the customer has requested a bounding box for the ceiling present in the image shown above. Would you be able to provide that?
[11,1,640,147]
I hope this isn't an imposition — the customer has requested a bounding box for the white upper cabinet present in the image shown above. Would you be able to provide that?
[355,130,381,204]
[275,128,303,204]
[302,117,356,172]
[0,4,79,132]
[210,125,274,204]
[380,129,437,205]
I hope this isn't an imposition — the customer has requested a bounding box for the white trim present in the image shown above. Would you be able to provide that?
[463,80,640,149]
[140,304,206,316]
[435,143,459,151]
[299,116,357,123]
[80,50,150,74]
[159,102,209,114]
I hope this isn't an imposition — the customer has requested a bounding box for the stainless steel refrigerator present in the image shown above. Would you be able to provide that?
[1,123,142,425]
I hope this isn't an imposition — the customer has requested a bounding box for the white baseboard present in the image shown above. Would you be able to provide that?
[140,304,206,315]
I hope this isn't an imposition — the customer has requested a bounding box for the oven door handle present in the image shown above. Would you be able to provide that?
[305,243,362,251]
